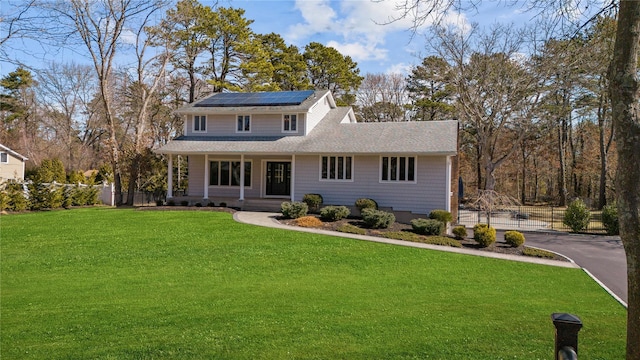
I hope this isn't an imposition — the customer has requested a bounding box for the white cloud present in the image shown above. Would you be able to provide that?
[326,40,387,62]
[385,62,412,75]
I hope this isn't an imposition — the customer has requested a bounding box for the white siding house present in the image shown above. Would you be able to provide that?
[156,90,458,219]
[0,144,28,182]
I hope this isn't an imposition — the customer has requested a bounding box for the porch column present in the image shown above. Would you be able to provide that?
[204,154,209,200]
[167,154,173,198]
[239,154,245,201]
[445,155,452,212]
[290,154,296,201]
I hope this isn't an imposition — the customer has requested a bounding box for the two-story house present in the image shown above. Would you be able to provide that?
[155,90,458,220]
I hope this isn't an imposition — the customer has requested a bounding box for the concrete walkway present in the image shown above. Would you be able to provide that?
[233,211,627,307]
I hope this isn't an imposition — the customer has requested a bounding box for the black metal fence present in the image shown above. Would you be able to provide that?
[457,206,607,233]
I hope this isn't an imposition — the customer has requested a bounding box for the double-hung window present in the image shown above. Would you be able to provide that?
[237,115,251,132]
[194,115,206,132]
[210,160,252,187]
[0,152,8,163]
[283,114,297,132]
[381,156,416,182]
[320,156,353,181]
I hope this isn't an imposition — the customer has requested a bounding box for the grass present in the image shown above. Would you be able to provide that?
[1,208,626,359]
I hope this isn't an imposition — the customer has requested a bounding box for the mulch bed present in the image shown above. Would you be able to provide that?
[279,216,569,262]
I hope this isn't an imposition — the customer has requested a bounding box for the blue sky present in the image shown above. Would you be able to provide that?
[1,0,580,77]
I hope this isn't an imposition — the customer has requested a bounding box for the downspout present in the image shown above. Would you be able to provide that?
[445,155,452,212]
[291,154,296,201]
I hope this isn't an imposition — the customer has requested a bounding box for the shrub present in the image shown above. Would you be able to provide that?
[167,199,176,206]
[504,230,525,247]
[62,187,73,209]
[180,200,189,206]
[452,225,467,240]
[523,247,556,259]
[281,201,308,219]
[5,181,28,211]
[302,194,323,212]
[0,191,9,211]
[219,202,227,207]
[337,223,366,235]
[428,209,453,224]
[355,198,378,212]
[207,201,216,207]
[320,205,350,221]
[383,231,422,242]
[294,216,323,228]
[411,218,444,235]
[473,224,496,247]
[563,199,591,232]
[361,208,395,229]
[601,204,619,235]
[195,202,202,207]
[156,199,164,206]
[424,236,463,248]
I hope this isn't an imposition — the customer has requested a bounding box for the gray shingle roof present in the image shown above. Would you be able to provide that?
[156,107,458,155]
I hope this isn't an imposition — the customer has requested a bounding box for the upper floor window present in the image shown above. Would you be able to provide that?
[237,115,251,132]
[194,115,206,132]
[0,152,8,163]
[381,156,415,182]
[283,114,297,132]
[321,156,353,181]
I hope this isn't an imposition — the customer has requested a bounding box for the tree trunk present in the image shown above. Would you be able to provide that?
[557,119,567,206]
[609,2,640,359]
[598,92,609,209]
[521,139,527,204]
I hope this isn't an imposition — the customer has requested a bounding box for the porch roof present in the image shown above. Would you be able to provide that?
[155,109,458,156]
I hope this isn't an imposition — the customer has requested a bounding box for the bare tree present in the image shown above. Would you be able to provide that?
[47,0,166,205]
[356,73,408,122]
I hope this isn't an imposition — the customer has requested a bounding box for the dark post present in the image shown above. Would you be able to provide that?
[551,313,583,360]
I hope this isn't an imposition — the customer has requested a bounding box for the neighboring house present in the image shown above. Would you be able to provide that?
[155,90,458,219]
[0,144,28,183]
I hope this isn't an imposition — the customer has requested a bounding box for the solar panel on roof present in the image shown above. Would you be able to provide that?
[194,90,315,107]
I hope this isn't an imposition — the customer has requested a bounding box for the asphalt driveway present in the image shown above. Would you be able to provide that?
[511,231,627,305]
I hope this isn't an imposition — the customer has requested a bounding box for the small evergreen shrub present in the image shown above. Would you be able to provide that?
[424,236,463,248]
[195,202,202,207]
[207,201,216,207]
[320,205,350,221]
[0,191,9,211]
[167,199,176,206]
[601,204,619,235]
[523,247,556,259]
[302,194,323,212]
[504,230,525,247]
[383,231,422,242]
[5,181,28,211]
[563,199,591,232]
[355,198,378,212]
[337,223,366,235]
[452,225,467,240]
[219,202,227,207]
[156,200,164,206]
[428,209,453,224]
[411,218,444,235]
[180,200,189,206]
[361,208,395,229]
[281,201,308,219]
[62,187,73,209]
[473,224,496,247]
[294,216,323,228]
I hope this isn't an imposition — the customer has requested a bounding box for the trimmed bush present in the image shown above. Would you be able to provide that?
[473,224,496,247]
[411,218,444,235]
[156,200,164,206]
[320,205,350,221]
[281,201,308,219]
[219,202,227,207]
[337,223,366,235]
[428,209,453,224]
[355,198,377,212]
[361,208,395,229]
[295,216,323,228]
[167,199,176,206]
[302,194,323,212]
[504,230,525,247]
[523,247,556,259]
[180,200,189,206]
[207,201,216,207]
[601,204,619,235]
[452,225,468,240]
[195,202,202,207]
[563,199,591,232]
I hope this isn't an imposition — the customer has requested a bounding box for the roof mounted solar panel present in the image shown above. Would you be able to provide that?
[194,90,315,107]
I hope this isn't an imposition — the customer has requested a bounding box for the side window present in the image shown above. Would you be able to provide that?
[194,115,206,132]
[283,114,297,132]
[0,152,8,163]
[237,115,251,132]
[320,156,353,181]
[381,156,416,182]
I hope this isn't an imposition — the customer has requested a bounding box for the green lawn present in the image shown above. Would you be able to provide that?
[0,208,626,359]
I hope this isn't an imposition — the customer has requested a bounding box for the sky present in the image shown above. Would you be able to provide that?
[0,0,595,77]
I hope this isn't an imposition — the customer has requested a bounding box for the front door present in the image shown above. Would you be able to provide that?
[265,161,291,196]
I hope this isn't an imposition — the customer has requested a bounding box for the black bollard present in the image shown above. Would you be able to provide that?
[551,313,583,360]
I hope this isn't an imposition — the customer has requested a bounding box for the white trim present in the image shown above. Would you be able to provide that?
[204,154,209,199]
[282,114,298,133]
[445,156,451,212]
[193,115,207,133]
[291,154,296,201]
[235,114,251,133]
[167,154,173,198]
[318,155,354,182]
[239,154,245,201]
[378,155,418,184]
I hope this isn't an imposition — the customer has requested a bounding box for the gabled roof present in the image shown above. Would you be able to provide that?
[0,143,28,161]
[174,90,334,115]
[156,109,458,156]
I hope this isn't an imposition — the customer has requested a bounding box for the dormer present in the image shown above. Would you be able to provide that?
[175,90,341,137]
